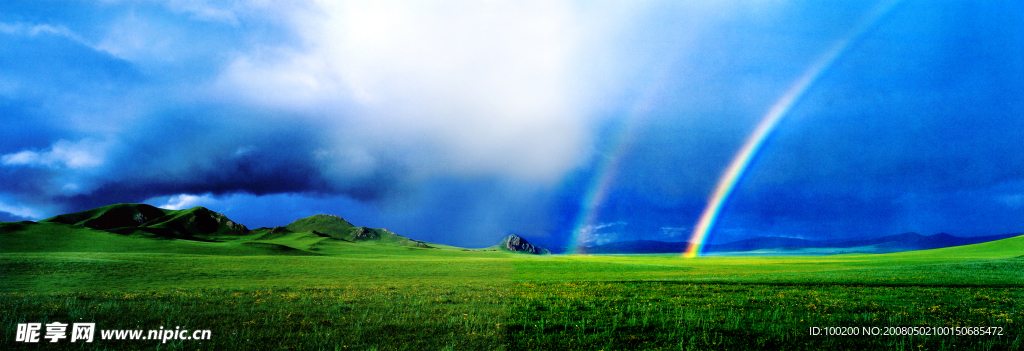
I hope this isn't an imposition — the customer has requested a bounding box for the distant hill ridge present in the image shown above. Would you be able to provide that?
[6,203,548,254]
[42,203,248,239]
[281,213,432,248]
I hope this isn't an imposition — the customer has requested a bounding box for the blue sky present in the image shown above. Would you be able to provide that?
[1,0,1022,251]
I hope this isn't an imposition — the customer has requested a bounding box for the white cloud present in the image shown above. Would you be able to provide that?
[0,21,146,71]
[577,221,627,244]
[91,1,272,64]
[0,22,16,34]
[998,194,1024,209]
[0,22,93,46]
[157,194,218,210]
[0,200,45,220]
[94,12,179,62]
[162,0,242,25]
[0,139,118,198]
[659,226,690,239]
[1,139,112,170]
[213,0,632,183]
[95,0,248,25]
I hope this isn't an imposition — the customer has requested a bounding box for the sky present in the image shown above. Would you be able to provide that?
[1,0,1022,252]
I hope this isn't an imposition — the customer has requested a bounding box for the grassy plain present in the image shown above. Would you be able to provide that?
[1,233,1022,350]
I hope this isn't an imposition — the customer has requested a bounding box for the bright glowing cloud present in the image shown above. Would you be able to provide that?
[214,0,604,183]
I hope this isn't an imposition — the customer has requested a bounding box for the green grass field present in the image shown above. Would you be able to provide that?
[1,213,1022,350]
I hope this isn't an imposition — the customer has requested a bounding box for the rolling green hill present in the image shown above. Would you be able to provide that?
[283,214,434,248]
[1,204,527,255]
[42,203,170,229]
[880,232,1024,259]
[140,206,249,237]
[283,214,354,236]
[40,203,249,240]
[0,220,314,256]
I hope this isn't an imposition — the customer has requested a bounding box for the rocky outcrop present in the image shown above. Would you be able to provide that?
[351,227,380,241]
[500,234,550,255]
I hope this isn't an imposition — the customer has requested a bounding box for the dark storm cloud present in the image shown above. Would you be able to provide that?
[0,2,418,216]
[1,105,410,213]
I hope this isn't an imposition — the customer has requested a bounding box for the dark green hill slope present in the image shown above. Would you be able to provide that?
[42,203,169,230]
[141,206,249,238]
[284,214,432,247]
[881,233,1024,259]
[284,214,354,238]
[0,221,314,256]
[41,203,249,239]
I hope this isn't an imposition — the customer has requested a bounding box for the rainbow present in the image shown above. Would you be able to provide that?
[567,63,673,253]
[566,136,625,254]
[683,0,904,258]
[566,103,646,254]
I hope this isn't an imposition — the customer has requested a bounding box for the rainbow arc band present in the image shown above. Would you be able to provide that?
[683,0,904,258]
[567,60,676,254]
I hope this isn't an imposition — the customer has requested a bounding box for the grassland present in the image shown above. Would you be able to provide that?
[1,218,1022,350]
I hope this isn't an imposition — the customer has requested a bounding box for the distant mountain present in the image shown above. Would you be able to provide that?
[43,203,169,230]
[579,232,1023,254]
[283,214,354,238]
[137,206,249,237]
[36,205,432,248]
[281,214,432,248]
[577,240,688,254]
[41,203,248,239]
[706,237,814,252]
